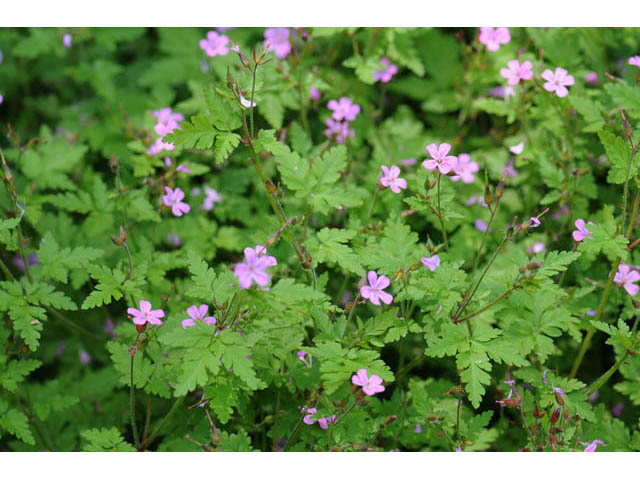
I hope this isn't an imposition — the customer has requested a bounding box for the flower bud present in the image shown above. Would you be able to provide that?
[495,177,505,200]
[484,183,493,206]
[620,107,633,138]
[551,408,560,425]
[136,323,147,334]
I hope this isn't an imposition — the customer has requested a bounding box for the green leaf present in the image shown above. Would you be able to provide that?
[0,408,35,445]
[308,228,365,276]
[569,96,604,132]
[605,83,640,118]
[0,358,41,393]
[258,94,284,129]
[185,250,217,299]
[534,250,582,279]
[165,115,217,149]
[203,84,242,131]
[599,130,634,184]
[214,131,241,164]
[343,56,384,85]
[81,265,124,309]
[81,427,136,452]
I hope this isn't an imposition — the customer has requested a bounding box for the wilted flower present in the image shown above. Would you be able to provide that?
[583,439,605,452]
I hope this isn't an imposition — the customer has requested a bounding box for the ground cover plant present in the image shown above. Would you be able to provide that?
[1,27,640,452]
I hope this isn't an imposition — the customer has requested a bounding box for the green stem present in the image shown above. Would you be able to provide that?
[272,386,282,451]
[437,173,449,251]
[130,350,140,450]
[250,65,257,138]
[455,284,519,324]
[143,395,186,449]
[0,256,17,282]
[584,351,630,397]
[470,202,499,279]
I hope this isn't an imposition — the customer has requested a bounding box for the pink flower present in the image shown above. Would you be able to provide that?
[176,164,191,174]
[628,56,640,67]
[509,141,525,155]
[380,165,407,193]
[529,217,541,227]
[423,143,457,175]
[612,401,624,417]
[614,264,640,296]
[374,57,398,83]
[421,255,440,272]
[415,424,422,434]
[572,219,593,242]
[168,234,181,247]
[327,97,360,122]
[318,415,336,430]
[488,86,516,101]
[360,271,393,306]
[400,158,417,166]
[500,60,533,85]
[162,187,191,217]
[479,27,511,52]
[127,300,165,326]
[248,245,278,267]
[202,187,222,211]
[303,407,317,425]
[541,67,575,98]
[451,153,479,183]
[310,87,321,101]
[63,33,72,48]
[583,439,605,452]
[475,219,488,232]
[13,253,39,272]
[527,242,546,254]
[585,71,599,84]
[148,137,175,155]
[297,350,312,368]
[351,368,385,396]
[182,304,217,329]
[200,31,230,57]
[264,28,291,59]
[233,246,276,289]
[153,107,184,136]
[465,195,488,208]
[323,118,354,144]
[79,349,91,365]
[239,93,256,109]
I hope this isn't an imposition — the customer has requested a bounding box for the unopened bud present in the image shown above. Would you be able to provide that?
[266,179,277,195]
[620,107,633,138]
[550,408,560,425]
[383,415,398,426]
[533,404,545,419]
[136,323,147,334]
[555,392,565,407]
[495,177,504,200]
[119,225,127,243]
[484,184,493,206]
[111,235,124,247]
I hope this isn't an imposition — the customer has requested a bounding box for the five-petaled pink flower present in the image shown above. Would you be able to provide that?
[374,57,398,83]
[360,271,393,306]
[351,368,385,396]
[327,97,361,122]
[380,165,407,193]
[614,264,640,296]
[479,27,511,52]
[541,67,575,98]
[628,56,640,67]
[572,219,593,242]
[234,246,277,289]
[127,300,165,326]
[500,59,534,86]
[421,255,440,272]
[182,304,217,329]
[263,28,291,59]
[451,153,479,183]
[583,439,605,452]
[200,31,230,57]
[423,143,457,175]
[162,187,191,217]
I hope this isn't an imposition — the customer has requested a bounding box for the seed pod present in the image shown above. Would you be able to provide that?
[495,177,505,200]
[551,408,560,425]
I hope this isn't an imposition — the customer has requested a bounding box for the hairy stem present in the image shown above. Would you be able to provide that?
[437,172,449,251]
[584,351,630,397]
[130,350,140,450]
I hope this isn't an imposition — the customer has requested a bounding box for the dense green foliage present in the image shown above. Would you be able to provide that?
[1,27,640,452]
